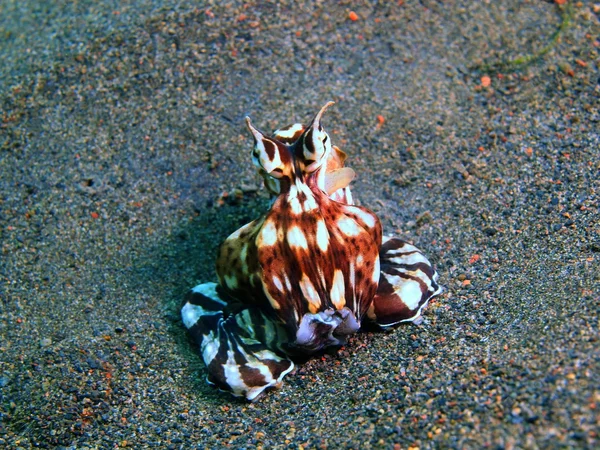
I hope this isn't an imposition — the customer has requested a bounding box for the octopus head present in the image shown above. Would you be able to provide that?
[245,102,337,193]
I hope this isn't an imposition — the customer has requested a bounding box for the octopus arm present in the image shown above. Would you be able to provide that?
[181,282,294,401]
[367,237,443,327]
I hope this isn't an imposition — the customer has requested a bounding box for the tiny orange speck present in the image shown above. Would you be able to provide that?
[91,212,99,219]
[349,11,359,21]
[481,76,491,87]
[377,114,385,124]
[469,254,480,264]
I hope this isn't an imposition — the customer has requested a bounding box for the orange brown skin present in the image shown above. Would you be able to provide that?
[217,103,381,351]
[181,102,442,400]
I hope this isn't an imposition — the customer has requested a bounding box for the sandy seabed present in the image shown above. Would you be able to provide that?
[1,1,598,448]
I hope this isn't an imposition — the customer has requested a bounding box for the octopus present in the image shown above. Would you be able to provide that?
[181,102,442,400]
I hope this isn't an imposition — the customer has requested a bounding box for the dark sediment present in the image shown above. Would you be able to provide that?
[1,1,598,448]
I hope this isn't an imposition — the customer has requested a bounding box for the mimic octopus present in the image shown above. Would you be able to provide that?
[181,102,442,400]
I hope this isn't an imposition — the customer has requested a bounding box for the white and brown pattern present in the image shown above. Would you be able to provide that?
[181,103,442,400]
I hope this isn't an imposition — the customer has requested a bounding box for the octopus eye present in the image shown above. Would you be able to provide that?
[300,101,335,173]
[246,117,292,179]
